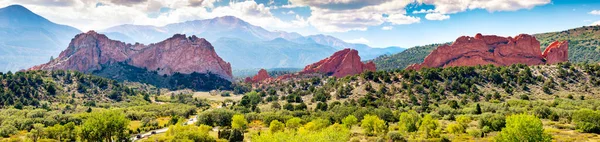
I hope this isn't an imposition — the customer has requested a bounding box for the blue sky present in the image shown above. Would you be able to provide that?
[1,0,599,48]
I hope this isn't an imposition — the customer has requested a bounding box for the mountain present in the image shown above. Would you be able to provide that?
[300,48,376,78]
[101,16,403,69]
[29,31,233,90]
[0,5,81,72]
[372,26,600,71]
[212,37,338,69]
[406,33,568,70]
[101,16,303,44]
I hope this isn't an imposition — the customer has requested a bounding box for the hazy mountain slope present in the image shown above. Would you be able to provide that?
[0,5,81,72]
[102,16,402,69]
[212,37,338,69]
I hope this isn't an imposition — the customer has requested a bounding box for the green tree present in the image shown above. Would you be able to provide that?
[572,109,600,133]
[269,120,285,133]
[28,123,44,142]
[285,117,302,130]
[398,110,421,132]
[361,114,386,136]
[232,114,248,130]
[342,115,358,128]
[80,110,130,142]
[494,114,551,142]
[418,114,441,138]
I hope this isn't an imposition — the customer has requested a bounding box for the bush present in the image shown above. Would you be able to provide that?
[494,114,551,142]
[398,111,421,132]
[572,109,600,133]
[285,117,302,130]
[361,115,386,136]
[478,113,506,131]
[387,131,406,142]
[231,114,247,129]
[342,115,358,128]
[269,120,285,133]
[418,114,441,138]
[466,128,483,138]
[0,125,17,137]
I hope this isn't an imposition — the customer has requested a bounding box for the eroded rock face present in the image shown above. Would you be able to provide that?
[245,69,271,83]
[301,49,376,78]
[29,31,233,80]
[542,41,569,64]
[407,33,568,70]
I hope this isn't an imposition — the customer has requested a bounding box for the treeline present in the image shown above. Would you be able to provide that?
[92,62,233,91]
[0,70,137,108]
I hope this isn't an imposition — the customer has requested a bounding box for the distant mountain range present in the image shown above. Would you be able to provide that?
[0,5,80,72]
[100,16,404,69]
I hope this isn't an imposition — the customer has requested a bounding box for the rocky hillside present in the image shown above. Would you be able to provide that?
[300,49,376,78]
[373,26,600,71]
[29,31,234,90]
[30,31,233,80]
[407,34,568,70]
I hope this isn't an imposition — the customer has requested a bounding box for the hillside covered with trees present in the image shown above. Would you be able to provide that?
[373,26,600,71]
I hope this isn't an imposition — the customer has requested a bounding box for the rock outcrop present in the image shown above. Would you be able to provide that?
[407,33,568,70]
[29,31,233,80]
[245,69,271,83]
[542,41,569,64]
[300,49,376,78]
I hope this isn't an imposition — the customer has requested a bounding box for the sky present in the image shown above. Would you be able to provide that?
[1,0,600,48]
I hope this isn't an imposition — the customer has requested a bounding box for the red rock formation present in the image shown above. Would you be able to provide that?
[300,49,376,78]
[29,31,233,80]
[542,41,569,64]
[245,69,271,83]
[407,33,568,70]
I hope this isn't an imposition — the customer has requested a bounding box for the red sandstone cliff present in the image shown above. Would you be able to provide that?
[300,49,376,78]
[29,31,233,80]
[542,41,569,65]
[245,69,271,83]
[407,33,568,70]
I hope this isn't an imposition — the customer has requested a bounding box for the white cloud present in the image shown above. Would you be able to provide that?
[290,0,417,32]
[590,10,600,15]
[592,21,600,26]
[413,9,434,14]
[381,26,393,30]
[425,13,450,21]
[0,0,306,31]
[345,37,369,44]
[417,0,551,14]
[284,10,295,14]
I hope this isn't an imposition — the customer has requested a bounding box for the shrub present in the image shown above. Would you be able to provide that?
[285,117,302,130]
[231,114,247,129]
[572,109,600,133]
[466,128,483,138]
[342,115,358,128]
[494,114,551,142]
[478,113,506,131]
[418,114,441,138]
[361,115,387,136]
[398,111,421,132]
[387,131,406,142]
[269,120,285,133]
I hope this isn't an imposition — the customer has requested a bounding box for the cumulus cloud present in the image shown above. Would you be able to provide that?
[592,21,600,26]
[590,10,600,15]
[345,37,369,44]
[417,0,551,14]
[425,13,449,20]
[290,0,417,32]
[413,9,434,14]
[188,0,219,8]
[284,10,295,14]
[110,0,147,6]
[381,26,393,30]
[9,0,76,7]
